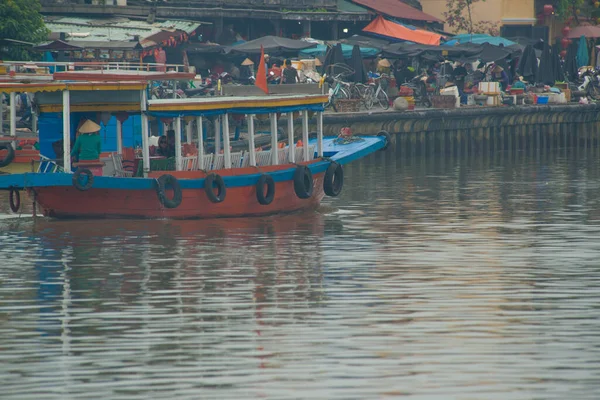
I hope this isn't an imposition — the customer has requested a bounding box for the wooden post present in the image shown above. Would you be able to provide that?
[141,89,150,177]
[0,91,3,135]
[175,117,182,171]
[223,113,231,168]
[196,116,204,168]
[270,112,278,165]
[287,111,295,163]
[62,90,71,173]
[116,117,123,155]
[10,92,17,150]
[186,119,192,143]
[215,115,221,155]
[302,110,309,162]
[317,111,323,157]
[248,114,257,167]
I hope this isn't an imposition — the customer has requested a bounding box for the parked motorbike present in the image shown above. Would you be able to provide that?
[400,74,432,108]
[577,68,600,100]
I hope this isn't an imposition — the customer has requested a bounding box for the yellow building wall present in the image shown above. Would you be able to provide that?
[421,0,535,33]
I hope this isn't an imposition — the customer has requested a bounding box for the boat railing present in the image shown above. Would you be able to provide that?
[0,61,190,75]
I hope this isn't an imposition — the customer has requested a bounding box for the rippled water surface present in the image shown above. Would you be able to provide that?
[1,141,600,399]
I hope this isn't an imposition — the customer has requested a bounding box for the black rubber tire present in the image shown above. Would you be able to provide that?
[256,174,275,205]
[323,161,344,197]
[377,130,392,151]
[205,173,226,203]
[156,174,182,209]
[0,143,15,168]
[9,188,20,212]
[72,168,94,191]
[293,165,313,199]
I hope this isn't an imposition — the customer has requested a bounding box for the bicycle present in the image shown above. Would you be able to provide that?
[325,74,352,112]
[363,74,390,110]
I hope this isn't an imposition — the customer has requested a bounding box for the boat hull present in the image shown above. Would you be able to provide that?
[29,172,325,219]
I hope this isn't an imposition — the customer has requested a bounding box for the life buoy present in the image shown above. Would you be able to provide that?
[205,173,226,203]
[323,161,343,197]
[293,165,313,199]
[0,143,15,167]
[9,188,20,213]
[256,174,275,205]
[72,168,94,191]
[377,130,392,151]
[156,174,182,209]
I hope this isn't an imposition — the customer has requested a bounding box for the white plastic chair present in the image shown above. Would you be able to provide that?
[278,148,289,164]
[111,153,134,177]
[212,153,225,170]
[199,154,213,170]
[229,151,244,168]
[180,156,199,171]
[255,150,272,166]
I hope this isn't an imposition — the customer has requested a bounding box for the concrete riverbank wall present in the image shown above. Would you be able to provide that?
[318,104,600,138]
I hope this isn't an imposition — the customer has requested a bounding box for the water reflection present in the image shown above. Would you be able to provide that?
[1,142,600,399]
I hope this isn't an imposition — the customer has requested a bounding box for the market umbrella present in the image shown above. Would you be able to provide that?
[551,43,564,83]
[349,45,366,83]
[538,41,554,85]
[566,25,600,39]
[517,44,538,83]
[322,43,347,77]
[564,40,579,82]
[227,36,316,54]
[576,35,589,67]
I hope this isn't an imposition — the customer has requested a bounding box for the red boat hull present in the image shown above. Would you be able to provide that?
[31,172,325,219]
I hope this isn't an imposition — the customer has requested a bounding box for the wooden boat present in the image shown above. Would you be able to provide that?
[0,67,388,220]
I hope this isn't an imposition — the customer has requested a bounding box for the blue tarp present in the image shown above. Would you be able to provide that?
[443,34,516,47]
[577,35,589,68]
[299,44,379,58]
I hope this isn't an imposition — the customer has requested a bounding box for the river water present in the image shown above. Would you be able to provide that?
[1,140,599,399]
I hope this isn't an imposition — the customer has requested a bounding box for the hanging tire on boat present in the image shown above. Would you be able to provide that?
[205,173,226,203]
[156,174,182,209]
[9,188,20,212]
[323,161,343,197]
[293,165,313,199]
[72,168,94,191]
[377,130,392,151]
[0,143,15,167]
[256,174,275,205]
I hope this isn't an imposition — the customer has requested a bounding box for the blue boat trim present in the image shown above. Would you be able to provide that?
[0,136,386,191]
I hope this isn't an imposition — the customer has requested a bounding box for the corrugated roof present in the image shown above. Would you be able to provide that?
[351,0,442,23]
[337,0,369,13]
[44,16,201,44]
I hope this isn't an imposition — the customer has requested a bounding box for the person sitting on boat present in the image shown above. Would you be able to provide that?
[165,129,176,158]
[156,135,170,157]
[71,119,102,162]
[282,59,298,84]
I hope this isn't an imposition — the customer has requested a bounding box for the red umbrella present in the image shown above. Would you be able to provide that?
[566,25,600,38]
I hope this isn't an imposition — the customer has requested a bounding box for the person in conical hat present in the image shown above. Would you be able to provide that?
[71,119,102,161]
[241,58,254,66]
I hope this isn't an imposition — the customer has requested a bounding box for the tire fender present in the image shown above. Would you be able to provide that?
[72,168,94,191]
[293,165,313,199]
[256,174,275,205]
[156,174,182,209]
[377,130,392,151]
[205,173,226,203]
[0,143,15,168]
[323,161,344,197]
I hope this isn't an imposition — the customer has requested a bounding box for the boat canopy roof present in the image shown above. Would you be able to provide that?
[0,81,147,94]
[148,94,328,117]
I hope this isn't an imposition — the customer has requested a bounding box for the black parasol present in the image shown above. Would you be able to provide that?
[348,45,367,83]
[537,41,554,85]
[227,36,316,54]
[517,44,538,83]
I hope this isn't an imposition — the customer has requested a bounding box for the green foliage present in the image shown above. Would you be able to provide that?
[443,0,499,35]
[0,0,49,60]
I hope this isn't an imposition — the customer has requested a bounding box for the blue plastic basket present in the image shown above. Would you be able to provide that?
[537,96,549,104]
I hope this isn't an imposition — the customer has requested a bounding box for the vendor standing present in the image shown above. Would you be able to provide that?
[71,119,102,162]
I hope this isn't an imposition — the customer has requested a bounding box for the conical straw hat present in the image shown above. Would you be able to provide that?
[314,58,322,66]
[78,119,101,133]
[378,58,391,67]
[241,58,254,66]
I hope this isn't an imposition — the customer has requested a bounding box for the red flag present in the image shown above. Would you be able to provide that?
[255,45,269,94]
